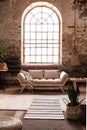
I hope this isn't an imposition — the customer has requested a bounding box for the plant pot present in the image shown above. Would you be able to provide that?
[65,105,80,120]
[0,62,8,71]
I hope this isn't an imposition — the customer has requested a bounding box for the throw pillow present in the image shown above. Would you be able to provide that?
[44,70,59,79]
[28,70,43,79]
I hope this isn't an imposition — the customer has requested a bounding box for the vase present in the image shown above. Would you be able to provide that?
[0,62,8,71]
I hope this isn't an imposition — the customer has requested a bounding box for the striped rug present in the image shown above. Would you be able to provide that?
[24,98,65,119]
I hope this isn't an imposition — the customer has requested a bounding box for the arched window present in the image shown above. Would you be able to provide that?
[21,2,62,64]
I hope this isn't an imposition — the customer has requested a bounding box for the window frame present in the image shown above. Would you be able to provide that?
[21,2,62,65]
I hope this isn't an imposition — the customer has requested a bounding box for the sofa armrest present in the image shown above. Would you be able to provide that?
[17,73,26,84]
[60,71,68,83]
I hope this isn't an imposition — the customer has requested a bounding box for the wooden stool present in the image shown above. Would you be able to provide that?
[0,116,22,130]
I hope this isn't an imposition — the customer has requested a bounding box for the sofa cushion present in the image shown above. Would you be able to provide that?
[44,70,59,79]
[28,70,43,79]
[32,78,61,84]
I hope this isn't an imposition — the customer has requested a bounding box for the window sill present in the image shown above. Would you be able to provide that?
[21,63,62,70]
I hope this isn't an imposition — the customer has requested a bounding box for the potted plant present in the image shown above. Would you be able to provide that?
[0,46,8,70]
[63,85,85,120]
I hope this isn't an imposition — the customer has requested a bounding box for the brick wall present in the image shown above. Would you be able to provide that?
[0,0,87,77]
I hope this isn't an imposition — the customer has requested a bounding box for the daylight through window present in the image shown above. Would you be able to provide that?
[22,2,62,64]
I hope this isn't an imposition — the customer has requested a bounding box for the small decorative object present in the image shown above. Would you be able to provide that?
[63,85,85,120]
[0,46,8,71]
[0,62,8,70]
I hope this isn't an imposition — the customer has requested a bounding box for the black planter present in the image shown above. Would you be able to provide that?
[6,56,21,75]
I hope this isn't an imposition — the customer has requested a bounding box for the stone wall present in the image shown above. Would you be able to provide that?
[0,0,87,77]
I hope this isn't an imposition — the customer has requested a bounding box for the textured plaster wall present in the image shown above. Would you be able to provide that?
[0,0,87,77]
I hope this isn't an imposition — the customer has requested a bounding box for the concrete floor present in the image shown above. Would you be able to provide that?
[0,84,86,130]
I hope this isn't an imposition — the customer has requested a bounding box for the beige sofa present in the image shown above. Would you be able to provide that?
[17,69,68,93]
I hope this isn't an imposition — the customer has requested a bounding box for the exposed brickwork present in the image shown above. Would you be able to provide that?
[0,0,87,77]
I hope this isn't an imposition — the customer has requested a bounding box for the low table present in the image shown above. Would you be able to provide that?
[69,78,87,89]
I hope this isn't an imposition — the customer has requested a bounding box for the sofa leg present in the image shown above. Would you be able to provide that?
[26,82,33,92]
[20,85,26,93]
[27,86,33,93]
[59,86,65,93]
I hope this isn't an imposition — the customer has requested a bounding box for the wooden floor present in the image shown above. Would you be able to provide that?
[0,84,86,130]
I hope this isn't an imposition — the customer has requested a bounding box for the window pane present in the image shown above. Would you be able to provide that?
[48,40,53,44]
[36,48,41,55]
[48,25,53,31]
[36,40,41,43]
[31,33,35,39]
[25,40,30,44]
[47,17,52,24]
[48,44,53,48]
[42,33,47,39]
[25,48,30,55]
[41,40,47,43]
[48,33,53,39]
[42,48,46,55]
[54,33,58,39]
[54,39,59,43]
[30,7,41,14]
[24,44,30,47]
[48,56,52,62]
[25,13,32,23]
[37,33,41,39]
[31,56,35,62]
[42,43,47,47]
[31,25,36,31]
[29,39,36,44]
[36,43,41,47]
[48,48,52,55]
[25,56,30,62]
[37,25,42,32]
[36,56,41,62]
[53,44,59,48]
[31,48,35,55]
[42,56,47,62]
[53,56,58,63]
[52,13,58,23]
[31,44,35,47]
[23,5,61,64]
[53,48,58,55]
[42,13,48,20]
[25,24,30,32]
[25,33,29,39]
[43,7,53,14]
[54,25,59,31]
[42,24,48,32]
[32,16,37,24]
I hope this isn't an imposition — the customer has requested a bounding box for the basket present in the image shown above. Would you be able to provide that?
[62,98,80,120]
[65,105,80,120]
